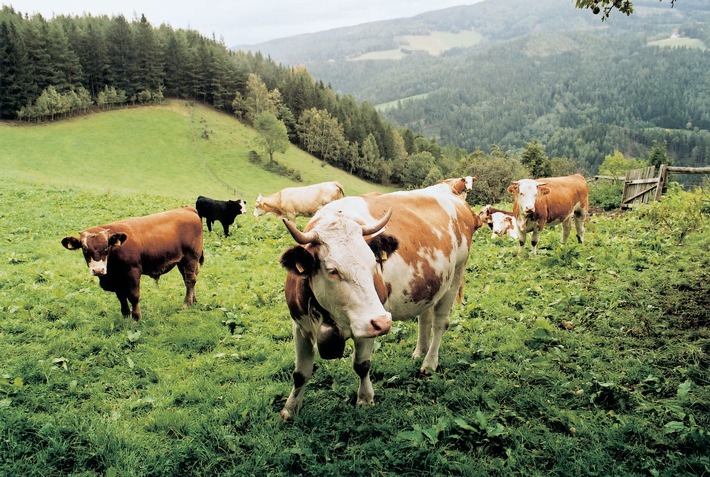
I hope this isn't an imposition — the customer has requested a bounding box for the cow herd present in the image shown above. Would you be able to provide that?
[61,174,589,420]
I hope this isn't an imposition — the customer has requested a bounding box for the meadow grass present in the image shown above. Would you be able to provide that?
[0,100,392,202]
[0,106,708,476]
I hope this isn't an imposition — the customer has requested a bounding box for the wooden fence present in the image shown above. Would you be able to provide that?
[619,165,710,209]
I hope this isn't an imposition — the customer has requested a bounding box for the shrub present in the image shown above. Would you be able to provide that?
[589,180,622,210]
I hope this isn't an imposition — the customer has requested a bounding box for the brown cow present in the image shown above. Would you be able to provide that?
[253,181,345,221]
[507,174,589,255]
[61,206,204,320]
[277,181,479,420]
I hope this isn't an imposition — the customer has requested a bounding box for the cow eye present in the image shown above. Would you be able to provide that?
[326,268,341,280]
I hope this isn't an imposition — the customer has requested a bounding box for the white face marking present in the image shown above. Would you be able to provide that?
[463,176,474,191]
[516,179,540,214]
[88,258,108,276]
[308,212,392,340]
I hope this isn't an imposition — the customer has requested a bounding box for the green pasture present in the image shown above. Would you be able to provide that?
[0,106,708,476]
[0,100,391,202]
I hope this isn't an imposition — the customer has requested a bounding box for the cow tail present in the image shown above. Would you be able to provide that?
[199,251,205,266]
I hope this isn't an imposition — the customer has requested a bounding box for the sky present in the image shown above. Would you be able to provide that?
[9,1,482,47]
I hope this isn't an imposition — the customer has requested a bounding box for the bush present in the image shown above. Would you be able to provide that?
[589,180,623,210]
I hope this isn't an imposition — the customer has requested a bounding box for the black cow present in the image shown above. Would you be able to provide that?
[195,196,247,236]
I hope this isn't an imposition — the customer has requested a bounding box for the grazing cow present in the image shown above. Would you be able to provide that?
[61,206,204,320]
[507,174,589,255]
[195,195,247,236]
[439,176,476,199]
[253,181,345,222]
[478,205,518,240]
[278,181,479,420]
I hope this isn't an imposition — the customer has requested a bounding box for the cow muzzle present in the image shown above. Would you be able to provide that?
[90,266,106,276]
[369,314,392,337]
[88,260,107,276]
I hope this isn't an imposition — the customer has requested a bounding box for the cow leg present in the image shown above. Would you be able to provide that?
[561,217,572,244]
[280,321,315,421]
[353,338,375,407]
[178,261,199,306]
[421,301,453,374]
[518,230,527,254]
[117,293,131,318]
[206,220,213,232]
[412,308,433,360]
[574,209,586,243]
[222,223,230,237]
[530,229,541,256]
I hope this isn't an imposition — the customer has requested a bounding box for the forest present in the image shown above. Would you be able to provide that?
[2,2,709,194]
[0,6,439,189]
[254,0,710,176]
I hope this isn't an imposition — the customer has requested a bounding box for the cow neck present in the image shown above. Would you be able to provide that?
[305,276,334,326]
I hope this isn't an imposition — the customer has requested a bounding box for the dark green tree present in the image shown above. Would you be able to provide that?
[648,140,670,168]
[521,140,552,178]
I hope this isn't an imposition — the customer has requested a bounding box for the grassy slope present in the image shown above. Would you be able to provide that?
[0,107,708,476]
[0,100,392,203]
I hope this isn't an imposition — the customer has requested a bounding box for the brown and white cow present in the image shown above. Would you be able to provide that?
[253,181,345,221]
[277,181,479,420]
[478,205,518,240]
[439,176,476,199]
[507,174,589,256]
[61,206,204,320]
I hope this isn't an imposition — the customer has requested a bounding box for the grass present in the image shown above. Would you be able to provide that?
[0,105,708,476]
[348,29,483,61]
[0,100,392,201]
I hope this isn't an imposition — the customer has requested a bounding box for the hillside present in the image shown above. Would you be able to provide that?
[243,0,710,172]
[0,100,394,202]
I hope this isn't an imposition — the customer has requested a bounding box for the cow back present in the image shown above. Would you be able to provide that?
[102,206,203,272]
[320,189,476,319]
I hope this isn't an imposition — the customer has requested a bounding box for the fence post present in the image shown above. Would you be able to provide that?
[654,164,668,202]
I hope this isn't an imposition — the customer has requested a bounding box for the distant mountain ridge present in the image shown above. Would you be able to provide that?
[240,0,710,172]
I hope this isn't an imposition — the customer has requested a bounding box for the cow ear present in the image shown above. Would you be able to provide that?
[507,183,518,194]
[108,233,127,247]
[280,246,316,275]
[367,234,399,263]
[538,186,551,196]
[62,236,82,250]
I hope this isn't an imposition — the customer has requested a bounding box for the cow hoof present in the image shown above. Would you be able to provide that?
[279,409,295,422]
[356,398,374,408]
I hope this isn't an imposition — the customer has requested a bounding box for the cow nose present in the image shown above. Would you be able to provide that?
[370,315,392,337]
[91,266,106,276]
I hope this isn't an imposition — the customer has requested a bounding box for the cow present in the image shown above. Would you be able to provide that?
[195,195,247,236]
[61,206,204,320]
[253,181,345,222]
[439,176,476,199]
[507,174,589,256]
[277,181,479,420]
[478,205,518,240]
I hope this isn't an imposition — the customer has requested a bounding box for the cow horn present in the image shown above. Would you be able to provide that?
[283,219,319,244]
[361,208,393,236]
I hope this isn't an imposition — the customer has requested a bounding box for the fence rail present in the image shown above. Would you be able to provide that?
[619,165,709,209]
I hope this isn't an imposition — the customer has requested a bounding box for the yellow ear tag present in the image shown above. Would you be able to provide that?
[296,262,304,273]
[380,251,387,261]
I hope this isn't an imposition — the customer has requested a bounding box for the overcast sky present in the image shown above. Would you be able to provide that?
[10,1,482,47]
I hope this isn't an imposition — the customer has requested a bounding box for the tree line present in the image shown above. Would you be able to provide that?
[2,6,696,199]
[0,6,468,189]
